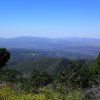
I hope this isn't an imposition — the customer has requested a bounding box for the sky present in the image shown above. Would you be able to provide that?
[0,0,100,38]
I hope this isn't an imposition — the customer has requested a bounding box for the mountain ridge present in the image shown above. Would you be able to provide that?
[0,36,100,49]
[0,37,100,57]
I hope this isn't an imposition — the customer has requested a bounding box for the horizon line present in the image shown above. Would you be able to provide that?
[0,36,100,39]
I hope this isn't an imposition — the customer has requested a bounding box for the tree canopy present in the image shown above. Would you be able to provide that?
[31,69,53,87]
[0,48,10,69]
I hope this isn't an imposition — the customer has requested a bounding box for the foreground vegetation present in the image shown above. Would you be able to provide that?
[0,84,83,100]
[0,48,100,99]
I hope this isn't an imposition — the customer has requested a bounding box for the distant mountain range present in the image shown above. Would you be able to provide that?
[0,37,100,58]
[2,37,100,73]
[0,36,100,49]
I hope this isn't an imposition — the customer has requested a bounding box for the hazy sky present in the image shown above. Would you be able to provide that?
[0,0,100,38]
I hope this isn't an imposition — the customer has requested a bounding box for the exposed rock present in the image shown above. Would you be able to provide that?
[84,86,100,100]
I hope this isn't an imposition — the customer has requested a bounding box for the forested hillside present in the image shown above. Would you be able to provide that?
[0,48,100,99]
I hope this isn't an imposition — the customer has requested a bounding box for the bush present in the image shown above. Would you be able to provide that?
[58,60,100,88]
[31,69,53,87]
[0,69,21,83]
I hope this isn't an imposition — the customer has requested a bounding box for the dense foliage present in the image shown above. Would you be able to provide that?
[0,48,10,69]
[58,60,99,88]
[31,69,53,87]
[0,48,100,99]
